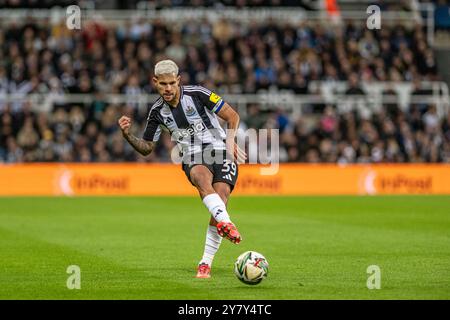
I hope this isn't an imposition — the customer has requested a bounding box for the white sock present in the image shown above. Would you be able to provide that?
[200,225,223,266]
[202,193,231,223]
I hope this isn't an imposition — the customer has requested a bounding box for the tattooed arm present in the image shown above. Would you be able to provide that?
[118,116,155,156]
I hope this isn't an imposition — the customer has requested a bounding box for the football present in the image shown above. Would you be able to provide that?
[234,251,269,285]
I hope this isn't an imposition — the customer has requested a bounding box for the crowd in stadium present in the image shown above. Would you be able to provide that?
[0,17,448,163]
[0,0,426,10]
[2,98,449,163]
[0,0,313,9]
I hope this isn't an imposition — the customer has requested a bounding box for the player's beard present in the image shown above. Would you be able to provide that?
[162,93,174,101]
[162,90,178,105]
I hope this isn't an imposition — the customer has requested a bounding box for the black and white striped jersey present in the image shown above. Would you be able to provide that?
[143,85,227,158]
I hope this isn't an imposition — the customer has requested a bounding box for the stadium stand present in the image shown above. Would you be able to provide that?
[0,3,449,163]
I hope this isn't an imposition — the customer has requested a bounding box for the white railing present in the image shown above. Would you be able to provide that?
[1,84,448,119]
[309,81,449,116]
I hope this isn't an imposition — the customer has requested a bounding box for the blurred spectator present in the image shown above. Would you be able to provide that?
[345,73,365,96]
[434,0,450,30]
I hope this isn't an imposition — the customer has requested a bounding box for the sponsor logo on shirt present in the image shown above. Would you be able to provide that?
[165,117,174,125]
[177,121,206,141]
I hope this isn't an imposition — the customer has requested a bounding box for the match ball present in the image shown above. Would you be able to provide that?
[234,251,269,285]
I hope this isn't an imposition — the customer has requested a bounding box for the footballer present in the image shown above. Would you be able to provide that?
[118,60,247,279]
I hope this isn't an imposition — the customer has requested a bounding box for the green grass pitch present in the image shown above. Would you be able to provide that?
[0,196,449,299]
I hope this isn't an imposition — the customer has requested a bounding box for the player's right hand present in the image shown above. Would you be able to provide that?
[118,116,131,135]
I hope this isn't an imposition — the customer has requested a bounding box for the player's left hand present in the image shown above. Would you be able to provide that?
[227,141,247,164]
[234,143,247,164]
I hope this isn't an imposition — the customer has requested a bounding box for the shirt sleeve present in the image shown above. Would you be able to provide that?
[195,86,225,114]
[142,108,162,142]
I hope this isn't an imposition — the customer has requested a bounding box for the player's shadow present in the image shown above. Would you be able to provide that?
[229,284,274,290]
